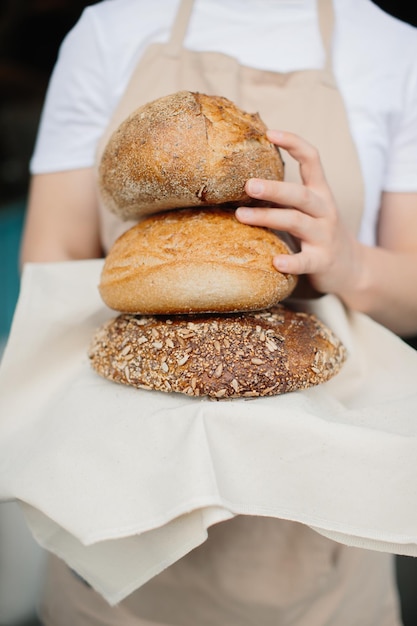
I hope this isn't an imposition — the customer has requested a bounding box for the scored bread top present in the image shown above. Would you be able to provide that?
[98,90,285,220]
[98,208,298,315]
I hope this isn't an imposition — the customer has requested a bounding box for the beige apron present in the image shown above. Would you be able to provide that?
[39,1,401,624]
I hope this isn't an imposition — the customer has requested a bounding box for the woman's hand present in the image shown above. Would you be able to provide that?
[236,129,417,336]
[236,130,363,299]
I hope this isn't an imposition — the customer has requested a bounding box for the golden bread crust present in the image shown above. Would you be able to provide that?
[98,208,298,314]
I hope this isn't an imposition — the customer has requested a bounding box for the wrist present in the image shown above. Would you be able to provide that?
[333,240,373,313]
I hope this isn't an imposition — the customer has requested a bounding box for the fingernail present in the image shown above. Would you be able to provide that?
[273,255,288,271]
[247,180,264,196]
[236,207,253,218]
[267,129,284,142]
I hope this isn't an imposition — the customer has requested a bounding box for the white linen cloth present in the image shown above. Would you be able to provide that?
[1,259,417,605]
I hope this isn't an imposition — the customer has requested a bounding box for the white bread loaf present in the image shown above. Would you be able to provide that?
[98,90,285,220]
[98,208,298,315]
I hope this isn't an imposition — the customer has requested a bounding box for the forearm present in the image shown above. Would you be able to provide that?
[333,243,417,337]
[20,170,103,268]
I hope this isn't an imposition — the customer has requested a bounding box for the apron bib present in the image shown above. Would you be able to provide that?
[95,0,364,253]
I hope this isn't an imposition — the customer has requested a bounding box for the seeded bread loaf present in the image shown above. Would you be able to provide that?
[88,306,346,399]
[98,208,298,315]
[98,90,285,220]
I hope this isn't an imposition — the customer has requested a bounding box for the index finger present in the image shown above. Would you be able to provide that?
[267,129,328,189]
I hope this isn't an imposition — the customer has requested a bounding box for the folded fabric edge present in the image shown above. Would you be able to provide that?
[21,501,235,605]
[19,496,417,554]
[311,526,417,557]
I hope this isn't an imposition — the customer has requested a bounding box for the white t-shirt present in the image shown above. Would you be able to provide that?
[30,0,417,245]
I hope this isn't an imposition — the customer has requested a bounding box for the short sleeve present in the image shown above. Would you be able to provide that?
[29,8,112,174]
[383,50,417,192]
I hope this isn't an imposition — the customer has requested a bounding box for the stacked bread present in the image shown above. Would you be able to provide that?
[88,91,346,399]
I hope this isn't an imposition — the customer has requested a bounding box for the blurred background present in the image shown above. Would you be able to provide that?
[0,0,99,357]
[0,1,416,624]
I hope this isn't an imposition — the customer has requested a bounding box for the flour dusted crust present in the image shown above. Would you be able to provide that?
[98,208,298,314]
[98,90,285,220]
[88,306,346,399]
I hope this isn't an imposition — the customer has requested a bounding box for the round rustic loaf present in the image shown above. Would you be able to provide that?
[98,207,298,315]
[98,90,285,220]
[88,306,347,399]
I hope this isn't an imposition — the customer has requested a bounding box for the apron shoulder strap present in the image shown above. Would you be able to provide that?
[165,0,195,57]
[318,0,337,86]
